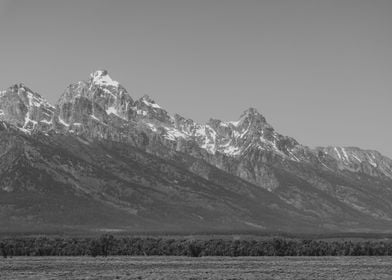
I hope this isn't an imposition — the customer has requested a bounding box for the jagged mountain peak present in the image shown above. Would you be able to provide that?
[60,69,129,101]
[241,107,262,116]
[56,70,134,126]
[0,83,55,132]
[89,69,119,88]
[238,107,267,125]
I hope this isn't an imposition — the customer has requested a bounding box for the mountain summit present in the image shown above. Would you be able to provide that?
[0,70,392,233]
[90,69,120,88]
[0,83,55,132]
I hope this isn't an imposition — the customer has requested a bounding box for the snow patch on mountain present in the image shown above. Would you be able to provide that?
[142,97,161,109]
[21,112,39,133]
[137,110,148,116]
[144,122,158,132]
[58,117,70,127]
[222,145,241,156]
[164,127,188,141]
[341,148,349,162]
[228,120,240,127]
[367,154,377,167]
[91,70,119,88]
[106,106,125,119]
[39,119,52,124]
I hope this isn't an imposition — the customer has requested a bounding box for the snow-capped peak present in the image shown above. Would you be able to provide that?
[0,83,56,133]
[224,108,267,128]
[90,70,119,88]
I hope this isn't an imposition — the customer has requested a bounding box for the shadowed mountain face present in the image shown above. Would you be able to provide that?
[1,70,392,234]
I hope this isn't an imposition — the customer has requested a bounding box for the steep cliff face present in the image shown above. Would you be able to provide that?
[1,70,392,233]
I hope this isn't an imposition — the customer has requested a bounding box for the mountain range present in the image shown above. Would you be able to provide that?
[1,70,392,234]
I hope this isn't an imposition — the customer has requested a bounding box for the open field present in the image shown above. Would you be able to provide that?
[1,256,392,280]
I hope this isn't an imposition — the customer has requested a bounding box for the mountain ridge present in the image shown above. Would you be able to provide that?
[1,70,392,233]
[0,71,386,162]
[2,70,390,180]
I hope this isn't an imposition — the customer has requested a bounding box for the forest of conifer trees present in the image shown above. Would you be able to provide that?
[1,235,392,257]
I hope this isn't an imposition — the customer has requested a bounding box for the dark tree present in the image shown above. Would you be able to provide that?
[0,242,7,258]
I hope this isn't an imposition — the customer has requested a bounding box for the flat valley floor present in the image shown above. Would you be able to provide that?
[1,256,391,279]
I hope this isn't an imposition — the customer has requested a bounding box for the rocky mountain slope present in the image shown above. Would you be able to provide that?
[0,70,392,233]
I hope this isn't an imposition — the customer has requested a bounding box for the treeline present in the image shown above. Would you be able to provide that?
[1,235,392,257]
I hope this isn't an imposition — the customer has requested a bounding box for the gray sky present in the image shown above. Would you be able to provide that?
[1,0,391,157]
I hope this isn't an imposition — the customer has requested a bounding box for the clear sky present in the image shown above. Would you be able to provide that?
[0,0,391,156]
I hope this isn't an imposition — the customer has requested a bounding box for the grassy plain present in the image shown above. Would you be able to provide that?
[1,256,392,280]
